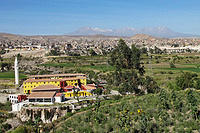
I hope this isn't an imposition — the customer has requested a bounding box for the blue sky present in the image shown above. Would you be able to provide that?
[0,0,200,35]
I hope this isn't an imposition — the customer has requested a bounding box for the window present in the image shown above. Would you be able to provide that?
[29,99,35,102]
[44,98,52,102]
[36,99,43,102]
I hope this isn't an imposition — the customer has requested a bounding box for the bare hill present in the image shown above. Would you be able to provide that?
[0,33,24,40]
[130,34,158,40]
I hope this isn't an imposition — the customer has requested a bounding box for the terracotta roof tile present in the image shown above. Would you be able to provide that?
[24,77,86,83]
[32,85,60,91]
[82,85,96,90]
[64,86,74,89]
[29,73,86,78]
[28,91,56,98]
[55,93,63,97]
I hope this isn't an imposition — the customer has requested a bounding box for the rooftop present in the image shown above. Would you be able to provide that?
[32,85,60,91]
[28,91,56,98]
[29,73,86,78]
[55,93,64,97]
[24,77,86,83]
[82,85,96,90]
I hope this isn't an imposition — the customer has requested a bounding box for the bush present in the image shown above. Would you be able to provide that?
[169,62,176,68]
[111,95,122,100]
[0,102,12,111]
[176,72,197,90]
[11,126,28,133]
[168,71,174,74]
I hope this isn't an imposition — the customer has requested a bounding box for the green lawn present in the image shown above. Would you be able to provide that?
[41,62,75,68]
[82,64,115,72]
[0,71,27,79]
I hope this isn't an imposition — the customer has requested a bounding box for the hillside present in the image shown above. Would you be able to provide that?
[0,32,122,42]
[130,34,158,40]
[0,33,23,40]
[42,90,200,133]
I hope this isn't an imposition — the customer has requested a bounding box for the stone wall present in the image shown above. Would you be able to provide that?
[17,106,71,123]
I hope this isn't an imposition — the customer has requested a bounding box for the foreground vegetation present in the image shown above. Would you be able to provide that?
[0,102,13,132]
[53,89,199,133]
[13,89,200,133]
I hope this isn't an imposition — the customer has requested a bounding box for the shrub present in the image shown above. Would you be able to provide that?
[169,62,176,68]
[111,95,122,100]
[168,71,174,74]
[11,126,28,133]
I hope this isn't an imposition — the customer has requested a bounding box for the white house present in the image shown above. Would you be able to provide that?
[12,101,28,112]
[28,91,56,104]
[54,93,65,103]
[8,94,18,104]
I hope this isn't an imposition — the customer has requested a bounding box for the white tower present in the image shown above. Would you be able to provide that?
[14,56,19,86]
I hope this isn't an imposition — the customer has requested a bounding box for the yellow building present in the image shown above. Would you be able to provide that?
[23,73,96,98]
[64,91,93,98]
[23,77,87,94]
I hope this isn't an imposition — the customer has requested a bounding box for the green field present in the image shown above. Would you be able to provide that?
[81,64,115,72]
[41,62,75,68]
[0,71,27,79]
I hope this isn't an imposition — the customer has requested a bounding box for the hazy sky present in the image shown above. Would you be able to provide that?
[0,0,200,35]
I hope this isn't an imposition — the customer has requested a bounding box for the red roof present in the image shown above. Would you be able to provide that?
[29,73,86,78]
[28,91,56,98]
[64,86,74,89]
[82,85,96,90]
[24,77,86,83]
[55,93,63,97]
[32,85,60,91]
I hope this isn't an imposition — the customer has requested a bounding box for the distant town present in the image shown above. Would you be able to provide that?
[1,33,200,59]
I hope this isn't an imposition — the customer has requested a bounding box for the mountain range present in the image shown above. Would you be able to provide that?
[69,26,198,38]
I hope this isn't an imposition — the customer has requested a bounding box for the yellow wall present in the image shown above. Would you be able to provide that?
[23,78,87,94]
[23,81,60,94]
[64,91,92,98]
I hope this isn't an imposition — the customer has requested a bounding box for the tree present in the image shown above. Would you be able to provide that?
[108,39,131,68]
[72,87,80,102]
[186,89,198,120]
[169,62,176,68]
[143,76,160,94]
[48,48,61,56]
[0,48,6,55]
[0,63,12,72]
[89,49,97,56]
[194,78,200,90]
[176,72,197,90]
[107,39,159,95]
[107,69,143,95]
[108,39,144,75]
[92,87,103,97]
